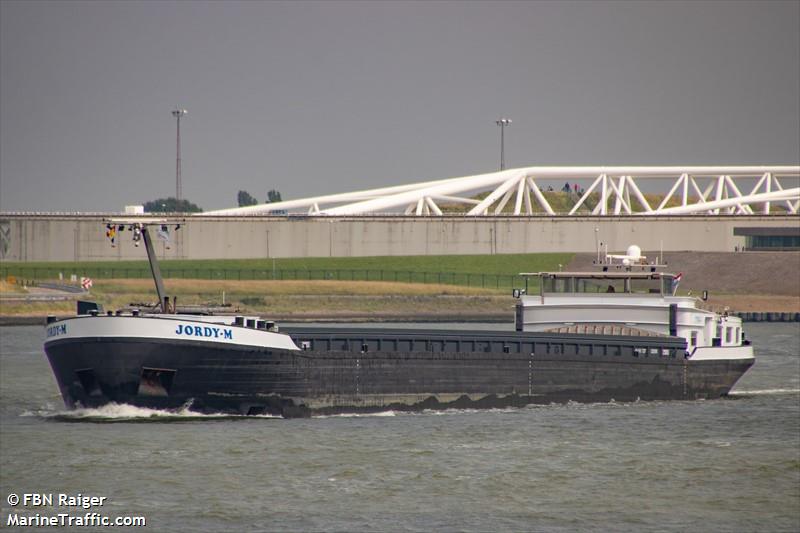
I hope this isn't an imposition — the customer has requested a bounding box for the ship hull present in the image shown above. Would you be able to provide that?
[43,318,754,418]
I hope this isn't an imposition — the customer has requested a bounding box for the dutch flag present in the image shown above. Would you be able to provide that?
[671,272,683,293]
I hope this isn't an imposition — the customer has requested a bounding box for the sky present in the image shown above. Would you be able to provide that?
[1,0,798,213]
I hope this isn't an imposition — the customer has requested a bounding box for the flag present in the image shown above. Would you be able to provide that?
[671,272,683,294]
[157,225,171,250]
[81,277,93,290]
[105,224,117,247]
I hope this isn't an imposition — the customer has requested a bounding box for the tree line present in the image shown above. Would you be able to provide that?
[142,189,282,213]
[237,189,282,207]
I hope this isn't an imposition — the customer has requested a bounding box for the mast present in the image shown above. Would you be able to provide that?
[141,225,169,313]
[109,218,175,313]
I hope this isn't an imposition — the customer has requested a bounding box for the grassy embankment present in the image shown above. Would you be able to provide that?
[0,253,571,319]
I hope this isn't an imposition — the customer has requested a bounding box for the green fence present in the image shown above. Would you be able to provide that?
[0,266,532,291]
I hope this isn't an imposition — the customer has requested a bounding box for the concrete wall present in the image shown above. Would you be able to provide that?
[0,214,797,262]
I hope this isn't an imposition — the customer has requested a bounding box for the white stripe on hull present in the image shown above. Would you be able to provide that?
[689,345,754,361]
[45,316,300,352]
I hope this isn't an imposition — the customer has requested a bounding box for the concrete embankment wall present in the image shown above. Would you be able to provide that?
[1,214,796,261]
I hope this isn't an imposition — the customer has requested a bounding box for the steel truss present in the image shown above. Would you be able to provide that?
[204,166,800,217]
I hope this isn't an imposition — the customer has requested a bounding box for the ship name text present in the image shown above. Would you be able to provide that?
[175,324,233,340]
[46,324,67,338]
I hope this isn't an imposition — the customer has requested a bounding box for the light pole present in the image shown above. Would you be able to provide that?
[495,118,512,170]
[172,107,187,201]
[594,227,600,264]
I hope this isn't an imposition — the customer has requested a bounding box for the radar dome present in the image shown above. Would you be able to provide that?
[626,245,642,259]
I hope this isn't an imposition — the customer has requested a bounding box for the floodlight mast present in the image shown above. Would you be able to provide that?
[172,108,187,202]
[496,118,512,170]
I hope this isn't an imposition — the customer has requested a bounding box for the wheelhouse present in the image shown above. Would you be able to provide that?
[522,272,680,297]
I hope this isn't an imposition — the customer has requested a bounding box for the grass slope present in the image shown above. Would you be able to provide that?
[1,253,572,288]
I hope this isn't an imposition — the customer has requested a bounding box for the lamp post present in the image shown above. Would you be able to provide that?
[495,118,512,170]
[594,227,600,264]
[172,108,187,201]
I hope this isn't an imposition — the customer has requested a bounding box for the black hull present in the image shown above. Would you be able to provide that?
[44,327,754,418]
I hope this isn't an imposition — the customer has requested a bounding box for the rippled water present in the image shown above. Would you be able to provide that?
[1,323,798,532]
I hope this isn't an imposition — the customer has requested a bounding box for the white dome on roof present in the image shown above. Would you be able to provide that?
[626,245,642,259]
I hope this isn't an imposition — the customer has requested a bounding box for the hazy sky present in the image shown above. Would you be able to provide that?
[1,1,798,213]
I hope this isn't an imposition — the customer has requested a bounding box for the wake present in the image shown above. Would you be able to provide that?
[21,401,279,423]
[729,388,800,396]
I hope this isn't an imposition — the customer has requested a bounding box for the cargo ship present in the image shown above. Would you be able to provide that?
[43,221,754,417]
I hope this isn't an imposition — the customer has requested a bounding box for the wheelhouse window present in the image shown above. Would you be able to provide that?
[542,274,665,295]
[662,275,676,295]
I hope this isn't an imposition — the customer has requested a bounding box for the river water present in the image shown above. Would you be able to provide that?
[1,323,798,532]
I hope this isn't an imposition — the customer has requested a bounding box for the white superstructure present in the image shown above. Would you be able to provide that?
[516,248,754,362]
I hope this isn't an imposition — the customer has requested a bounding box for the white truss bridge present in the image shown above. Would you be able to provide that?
[205,165,800,217]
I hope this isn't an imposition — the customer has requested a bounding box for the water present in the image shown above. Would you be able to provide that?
[1,323,798,532]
